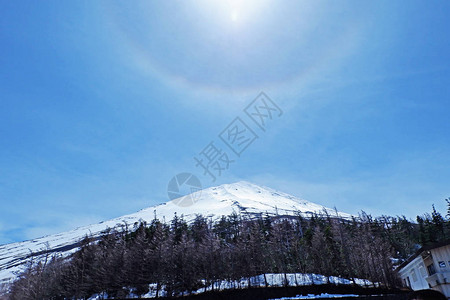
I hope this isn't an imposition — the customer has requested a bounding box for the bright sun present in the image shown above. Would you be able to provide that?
[197,0,271,25]
[231,10,238,22]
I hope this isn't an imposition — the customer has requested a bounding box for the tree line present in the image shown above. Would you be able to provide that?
[7,200,450,300]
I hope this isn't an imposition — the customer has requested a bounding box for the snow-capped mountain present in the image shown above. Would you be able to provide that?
[0,181,351,284]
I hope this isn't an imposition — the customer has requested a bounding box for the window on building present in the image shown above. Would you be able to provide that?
[438,261,446,268]
[406,276,411,287]
[411,269,418,282]
[419,265,427,277]
[427,263,436,276]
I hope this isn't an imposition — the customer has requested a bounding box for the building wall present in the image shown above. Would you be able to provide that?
[429,245,450,297]
[399,255,429,291]
[430,245,450,275]
[399,244,450,298]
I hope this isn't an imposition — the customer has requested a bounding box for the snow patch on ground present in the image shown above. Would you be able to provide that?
[127,273,375,299]
[270,294,359,299]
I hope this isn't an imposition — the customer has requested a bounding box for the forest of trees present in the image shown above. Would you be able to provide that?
[6,200,450,300]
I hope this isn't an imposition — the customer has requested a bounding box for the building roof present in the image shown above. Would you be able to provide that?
[396,240,450,272]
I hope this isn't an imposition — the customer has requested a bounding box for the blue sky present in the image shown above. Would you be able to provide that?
[1,0,449,244]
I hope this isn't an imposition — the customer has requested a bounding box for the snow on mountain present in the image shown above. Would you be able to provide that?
[0,181,351,284]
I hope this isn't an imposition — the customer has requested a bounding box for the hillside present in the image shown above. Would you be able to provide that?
[0,181,351,284]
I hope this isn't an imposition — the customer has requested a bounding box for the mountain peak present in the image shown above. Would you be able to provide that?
[145,180,350,223]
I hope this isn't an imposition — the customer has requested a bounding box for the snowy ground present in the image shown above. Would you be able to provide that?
[269,294,359,299]
[88,273,375,299]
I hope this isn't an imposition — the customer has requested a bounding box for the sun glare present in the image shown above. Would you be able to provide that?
[231,10,238,22]
[197,0,271,26]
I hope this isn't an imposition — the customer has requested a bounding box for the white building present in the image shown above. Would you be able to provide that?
[397,241,450,298]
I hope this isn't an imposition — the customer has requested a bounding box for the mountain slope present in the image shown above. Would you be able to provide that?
[0,181,351,284]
